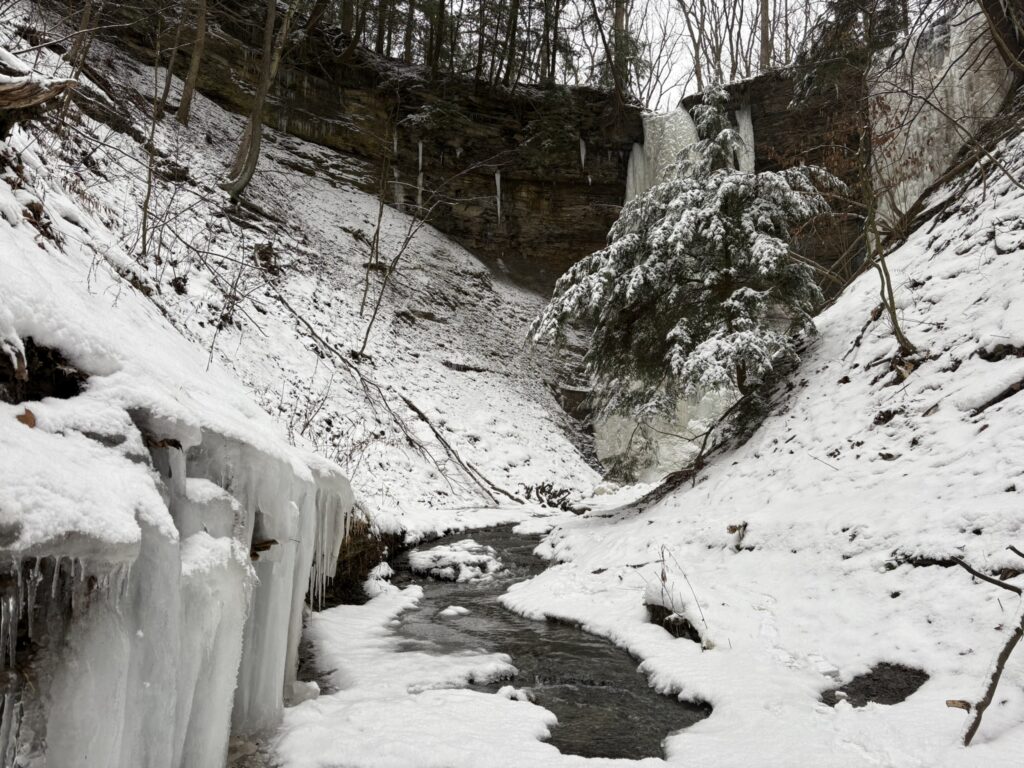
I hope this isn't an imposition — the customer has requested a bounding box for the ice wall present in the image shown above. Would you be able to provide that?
[871,6,1014,221]
[1,417,354,768]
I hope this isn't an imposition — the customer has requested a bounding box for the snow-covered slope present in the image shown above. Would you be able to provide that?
[500,115,1024,765]
[28,25,598,537]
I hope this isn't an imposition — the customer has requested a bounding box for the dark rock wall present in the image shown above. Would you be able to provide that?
[106,1,642,294]
[96,3,863,294]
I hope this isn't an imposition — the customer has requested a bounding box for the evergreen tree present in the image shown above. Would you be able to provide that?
[531,87,837,426]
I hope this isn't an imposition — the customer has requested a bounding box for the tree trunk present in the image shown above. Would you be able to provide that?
[403,0,415,63]
[68,0,94,69]
[612,0,626,85]
[501,0,521,85]
[156,4,186,120]
[758,0,771,70]
[176,0,206,125]
[342,0,355,37]
[222,0,295,198]
[375,0,388,53]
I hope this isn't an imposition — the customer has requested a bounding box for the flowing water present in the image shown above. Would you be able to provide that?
[389,525,710,760]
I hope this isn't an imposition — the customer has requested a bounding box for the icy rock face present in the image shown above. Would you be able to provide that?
[871,5,1014,222]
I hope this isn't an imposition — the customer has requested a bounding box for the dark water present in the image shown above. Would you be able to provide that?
[390,526,710,760]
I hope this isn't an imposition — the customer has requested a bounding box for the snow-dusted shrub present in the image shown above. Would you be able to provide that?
[531,87,837,431]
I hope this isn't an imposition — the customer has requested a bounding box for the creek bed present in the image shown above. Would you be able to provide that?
[390,525,710,760]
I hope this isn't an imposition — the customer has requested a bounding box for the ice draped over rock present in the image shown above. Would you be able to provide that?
[870,5,1014,222]
[7,420,354,768]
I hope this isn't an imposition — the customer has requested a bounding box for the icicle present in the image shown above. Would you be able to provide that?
[418,140,423,172]
[587,174,592,186]
[579,137,586,168]
[393,132,398,157]
[456,146,463,159]
[51,555,61,599]
[26,559,40,641]
[495,171,502,221]
[0,692,16,761]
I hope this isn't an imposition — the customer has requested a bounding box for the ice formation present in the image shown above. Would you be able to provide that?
[416,139,425,208]
[871,5,1013,221]
[624,108,699,202]
[495,170,502,221]
[579,137,587,168]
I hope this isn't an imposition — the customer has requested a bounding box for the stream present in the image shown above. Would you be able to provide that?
[389,525,710,760]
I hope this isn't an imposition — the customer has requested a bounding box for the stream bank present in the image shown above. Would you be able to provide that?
[390,525,711,760]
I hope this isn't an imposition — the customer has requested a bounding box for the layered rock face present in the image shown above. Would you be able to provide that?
[108,1,642,293]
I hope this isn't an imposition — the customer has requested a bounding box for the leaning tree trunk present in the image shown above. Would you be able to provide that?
[221,0,295,198]
[176,0,207,125]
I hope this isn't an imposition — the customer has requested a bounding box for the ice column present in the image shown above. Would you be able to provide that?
[417,141,424,209]
[494,171,502,221]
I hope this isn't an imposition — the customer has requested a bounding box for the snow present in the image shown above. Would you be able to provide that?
[439,605,470,617]
[3,3,1022,765]
[408,538,504,582]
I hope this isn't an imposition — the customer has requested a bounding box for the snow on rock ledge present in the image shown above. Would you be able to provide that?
[0,124,354,766]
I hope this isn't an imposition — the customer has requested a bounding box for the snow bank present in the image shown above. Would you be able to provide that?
[278,586,667,768]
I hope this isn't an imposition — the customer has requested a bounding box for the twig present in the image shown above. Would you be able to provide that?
[399,394,512,506]
[954,558,1023,595]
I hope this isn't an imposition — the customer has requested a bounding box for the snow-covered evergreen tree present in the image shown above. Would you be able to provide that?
[531,87,837,425]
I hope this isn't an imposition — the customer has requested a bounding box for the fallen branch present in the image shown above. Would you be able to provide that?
[399,394,523,506]
[954,557,1023,595]
[963,609,1024,746]
[950,548,1024,746]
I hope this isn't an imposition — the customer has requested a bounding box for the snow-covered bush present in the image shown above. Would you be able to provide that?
[531,87,836,433]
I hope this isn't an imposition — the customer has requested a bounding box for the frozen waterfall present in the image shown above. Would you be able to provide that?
[624,108,699,202]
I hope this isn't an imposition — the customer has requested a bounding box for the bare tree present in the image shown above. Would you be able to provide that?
[176,0,207,125]
[221,0,298,198]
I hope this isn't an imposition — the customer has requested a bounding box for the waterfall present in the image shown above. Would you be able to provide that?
[624,108,699,202]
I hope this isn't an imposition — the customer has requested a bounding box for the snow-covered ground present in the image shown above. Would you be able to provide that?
[0,9,599,539]
[282,117,1024,768]
[0,6,598,766]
